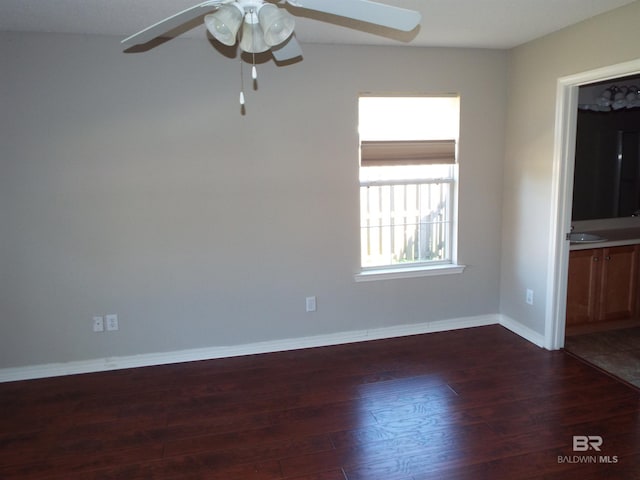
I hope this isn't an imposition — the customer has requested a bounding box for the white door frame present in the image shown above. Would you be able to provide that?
[546,58,640,350]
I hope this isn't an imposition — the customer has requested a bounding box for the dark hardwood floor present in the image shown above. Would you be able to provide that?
[1,325,639,479]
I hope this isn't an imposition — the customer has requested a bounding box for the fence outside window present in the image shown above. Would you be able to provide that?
[360,178,452,268]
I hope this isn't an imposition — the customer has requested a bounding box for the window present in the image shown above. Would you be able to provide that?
[357,95,463,279]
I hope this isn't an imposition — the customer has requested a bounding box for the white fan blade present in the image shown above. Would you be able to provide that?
[272,35,303,61]
[287,0,421,31]
[122,0,225,46]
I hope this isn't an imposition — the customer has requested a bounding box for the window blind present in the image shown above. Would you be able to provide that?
[360,139,456,166]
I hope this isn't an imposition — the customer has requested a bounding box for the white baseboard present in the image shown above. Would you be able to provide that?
[0,313,520,383]
[498,314,546,348]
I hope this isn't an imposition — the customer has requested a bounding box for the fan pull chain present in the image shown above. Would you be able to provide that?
[239,56,245,106]
[251,13,258,83]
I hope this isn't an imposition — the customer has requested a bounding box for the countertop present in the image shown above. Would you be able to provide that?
[570,227,640,250]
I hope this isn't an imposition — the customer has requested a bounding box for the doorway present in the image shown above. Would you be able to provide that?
[546,58,640,352]
[547,59,640,388]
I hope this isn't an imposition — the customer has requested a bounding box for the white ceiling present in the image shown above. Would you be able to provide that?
[0,0,636,49]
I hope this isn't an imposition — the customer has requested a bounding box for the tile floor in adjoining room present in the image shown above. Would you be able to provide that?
[564,326,640,389]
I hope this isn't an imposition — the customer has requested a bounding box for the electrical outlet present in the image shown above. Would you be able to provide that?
[305,296,317,312]
[105,314,119,331]
[526,289,534,305]
[92,316,104,332]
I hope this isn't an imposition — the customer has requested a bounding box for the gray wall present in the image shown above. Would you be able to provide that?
[1,33,507,368]
[500,1,640,334]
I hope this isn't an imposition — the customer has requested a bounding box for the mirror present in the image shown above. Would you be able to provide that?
[572,75,640,221]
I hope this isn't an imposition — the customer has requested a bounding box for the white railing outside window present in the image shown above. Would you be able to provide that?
[360,177,452,268]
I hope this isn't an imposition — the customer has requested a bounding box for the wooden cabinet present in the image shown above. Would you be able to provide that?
[566,244,639,325]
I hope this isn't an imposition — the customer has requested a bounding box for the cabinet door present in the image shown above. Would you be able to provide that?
[566,249,601,325]
[598,245,639,321]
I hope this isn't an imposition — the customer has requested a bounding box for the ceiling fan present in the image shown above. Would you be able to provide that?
[122,0,422,63]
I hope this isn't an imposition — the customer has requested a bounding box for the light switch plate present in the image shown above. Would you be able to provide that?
[92,316,104,332]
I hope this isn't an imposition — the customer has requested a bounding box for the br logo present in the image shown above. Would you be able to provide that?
[573,435,603,452]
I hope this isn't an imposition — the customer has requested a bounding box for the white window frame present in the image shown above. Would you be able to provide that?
[355,94,465,282]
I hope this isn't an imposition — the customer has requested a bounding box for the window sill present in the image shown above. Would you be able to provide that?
[354,263,466,282]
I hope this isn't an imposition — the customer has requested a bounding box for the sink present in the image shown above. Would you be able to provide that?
[569,232,607,243]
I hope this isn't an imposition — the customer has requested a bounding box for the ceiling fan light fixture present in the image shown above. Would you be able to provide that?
[239,11,270,53]
[258,4,295,46]
[204,3,244,46]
